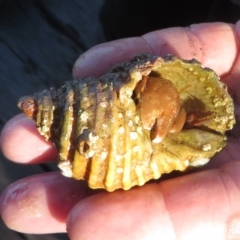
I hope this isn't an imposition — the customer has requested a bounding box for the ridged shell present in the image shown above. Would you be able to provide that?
[18,54,235,191]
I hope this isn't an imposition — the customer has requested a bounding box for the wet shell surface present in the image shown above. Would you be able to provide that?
[18,54,235,191]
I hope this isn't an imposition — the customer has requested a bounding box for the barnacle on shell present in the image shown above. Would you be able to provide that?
[18,54,235,191]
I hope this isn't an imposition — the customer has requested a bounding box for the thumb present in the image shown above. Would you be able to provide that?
[67,161,240,240]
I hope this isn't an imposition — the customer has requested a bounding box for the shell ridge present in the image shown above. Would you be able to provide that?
[58,83,75,161]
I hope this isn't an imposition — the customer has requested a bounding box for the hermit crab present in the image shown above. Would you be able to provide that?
[18,54,235,191]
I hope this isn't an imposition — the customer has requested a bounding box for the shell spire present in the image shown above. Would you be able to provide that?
[18,96,37,119]
[18,54,235,191]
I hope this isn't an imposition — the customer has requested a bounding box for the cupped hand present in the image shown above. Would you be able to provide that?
[1,21,240,240]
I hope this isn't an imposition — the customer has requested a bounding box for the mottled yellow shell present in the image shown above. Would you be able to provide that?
[18,54,235,191]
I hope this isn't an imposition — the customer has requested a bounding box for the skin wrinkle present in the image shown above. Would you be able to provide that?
[148,185,177,239]
[143,26,207,59]
[142,27,180,57]
[191,25,226,72]
[158,184,177,240]
[234,20,240,46]
[187,25,205,61]
[225,143,238,164]
[220,163,240,239]
[229,25,239,75]
[188,23,237,75]
[221,23,239,78]
[141,26,204,61]
[160,179,189,240]
[73,37,152,78]
[220,161,240,193]
[140,34,156,56]
[222,165,240,237]
[158,168,240,240]
[217,170,235,215]
[67,186,178,240]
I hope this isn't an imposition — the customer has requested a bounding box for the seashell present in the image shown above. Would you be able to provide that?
[18,54,235,191]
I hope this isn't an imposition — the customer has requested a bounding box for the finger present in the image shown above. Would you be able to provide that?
[0,114,58,164]
[143,22,239,76]
[73,37,152,78]
[67,161,240,240]
[203,138,240,169]
[73,22,239,78]
[0,172,93,234]
[221,21,240,129]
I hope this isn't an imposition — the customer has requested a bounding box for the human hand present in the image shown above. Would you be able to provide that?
[1,21,240,240]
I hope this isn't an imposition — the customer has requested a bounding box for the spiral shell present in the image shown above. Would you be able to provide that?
[18,54,235,191]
